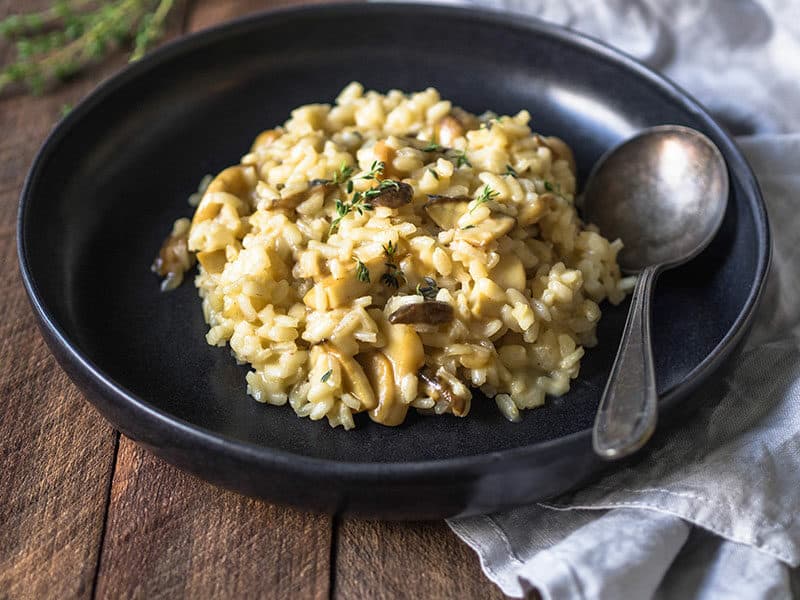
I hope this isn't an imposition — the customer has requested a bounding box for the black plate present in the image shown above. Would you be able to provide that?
[18,3,769,518]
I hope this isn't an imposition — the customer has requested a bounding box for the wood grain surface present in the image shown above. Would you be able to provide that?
[0,1,507,598]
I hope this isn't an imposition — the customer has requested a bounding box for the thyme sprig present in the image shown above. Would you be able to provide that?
[0,0,177,95]
[381,241,405,289]
[360,160,385,181]
[363,178,399,200]
[504,164,518,178]
[333,162,354,185]
[469,185,499,213]
[450,149,472,169]
[416,277,439,300]
[329,192,374,234]
[354,258,370,283]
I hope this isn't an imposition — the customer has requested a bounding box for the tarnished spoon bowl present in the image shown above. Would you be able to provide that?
[583,125,729,459]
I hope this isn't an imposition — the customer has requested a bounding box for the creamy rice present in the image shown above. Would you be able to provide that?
[183,83,632,428]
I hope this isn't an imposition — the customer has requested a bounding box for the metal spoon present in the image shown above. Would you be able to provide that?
[582,125,729,459]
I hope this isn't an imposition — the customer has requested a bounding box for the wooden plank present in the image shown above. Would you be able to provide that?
[334,520,508,599]
[0,275,115,599]
[186,0,346,32]
[92,3,334,598]
[0,0,121,594]
[94,438,332,599]
[0,2,191,597]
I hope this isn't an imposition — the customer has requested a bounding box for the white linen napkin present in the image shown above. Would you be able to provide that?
[429,1,800,598]
[450,133,800,599]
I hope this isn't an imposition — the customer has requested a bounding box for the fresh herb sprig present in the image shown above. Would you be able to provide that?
[0,0,177,95]
[354,258,370,283]
[360,160,385,181]
[504,164,518,178]
[416,277,439,300]
[329,192,374,234]
[381,241,405,289]
[363,178,399,200]
[321,369,333,383]
[450,149,472,169]
[333,162,355,185]
[469,185,499,213]
[328,162,399,235]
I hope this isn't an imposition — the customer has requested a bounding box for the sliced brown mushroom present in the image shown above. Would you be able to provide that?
[436,115,466,148]
[152,218,196,291]
[368,181,413,208]
[251,128,281,150]
[388,301,453,325]
[449,107,481,132]
[535,135,577,175]
[272,179,338,211]
[418,366,471,417]
[373,140,402,179]
[206,165,255,198]
[490,253,526,291]
[360,351,406,426]
[517,192,554,227]
[321,343,377,410]
[456,215,516,247]
[424,195,471,229]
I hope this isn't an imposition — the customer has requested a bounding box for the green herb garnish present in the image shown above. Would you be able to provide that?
[383,240,397,258]
[355,259,370,283]
[360,160,385,181]
[450,149,471,169]
[363,178,400,200]
[0,0,177,95]
[333,162,355,185]
[422,141,441,152]
[469,185,499,213]
[544,180,554,192]
[321,369,332,383]
[416,277,439,300]
[381,241,405,289]
[427,168,439,180]
[329,191,374,235]
[504,164,518,178]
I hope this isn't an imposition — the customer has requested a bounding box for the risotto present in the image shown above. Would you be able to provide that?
[159,83,632,429]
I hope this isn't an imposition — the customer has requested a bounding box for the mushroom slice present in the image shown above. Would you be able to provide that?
[449,107,480,132]
[436,115,466,148]
[321,343,377,410]
[361,351,407,426]
[456,215,516,247]
[418,366,471,417]
[388,301,453,326]
[273,179,337,211]
[373,140,402,179]
[152,218,196,291]
[368,181,413,208]
[360,319,425,426]
[206,165,256,198]
[536,135,577,175]
[490,253,526,291]
[424,195,471,230]
[251,128,281,151]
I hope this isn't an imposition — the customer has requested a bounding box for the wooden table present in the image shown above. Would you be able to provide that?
[0,1,509,597]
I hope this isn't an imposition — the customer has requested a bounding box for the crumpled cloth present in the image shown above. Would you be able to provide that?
[387,0,800,598]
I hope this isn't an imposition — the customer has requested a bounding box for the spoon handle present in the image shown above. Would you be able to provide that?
[593,265,659,459]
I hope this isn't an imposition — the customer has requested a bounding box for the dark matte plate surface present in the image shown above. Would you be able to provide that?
[18,3,769,518]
